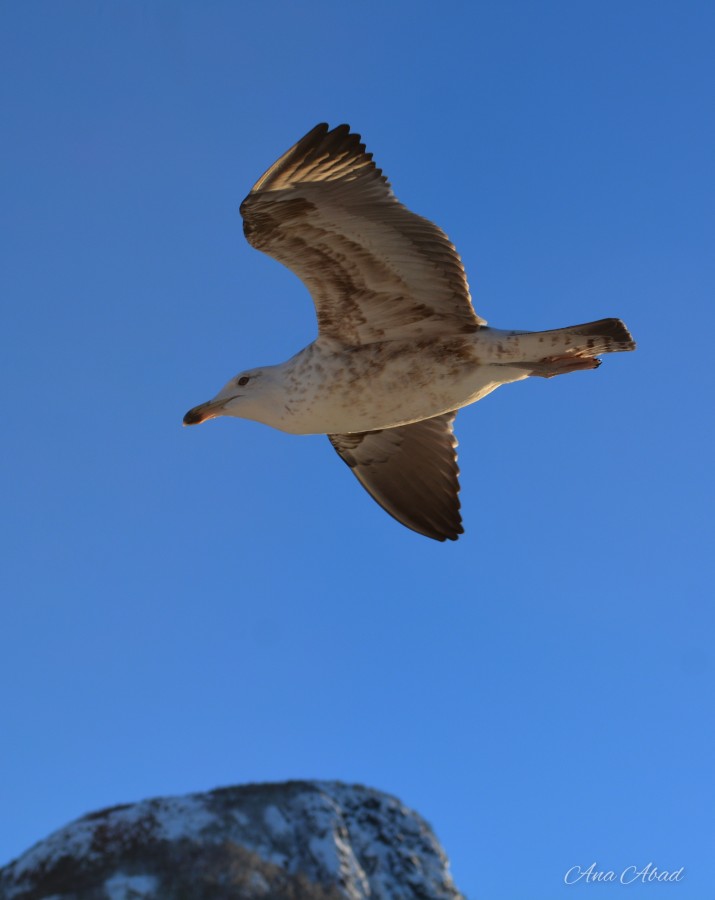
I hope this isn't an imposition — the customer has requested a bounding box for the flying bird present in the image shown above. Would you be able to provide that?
[184,123,635,541]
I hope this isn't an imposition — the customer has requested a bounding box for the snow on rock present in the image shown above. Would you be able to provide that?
[103,873,158,899]
[0,781,464,900]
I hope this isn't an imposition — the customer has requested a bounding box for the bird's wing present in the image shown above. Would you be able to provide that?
[328,411,462,541]
[240,123,486,346]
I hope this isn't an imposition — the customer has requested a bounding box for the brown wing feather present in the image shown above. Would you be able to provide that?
[328,412,463,541]
[240,124,485,346]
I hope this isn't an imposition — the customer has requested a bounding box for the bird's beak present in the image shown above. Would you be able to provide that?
[183,398,228,426]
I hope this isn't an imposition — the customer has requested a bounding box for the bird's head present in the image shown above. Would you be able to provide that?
[183,367,276,426]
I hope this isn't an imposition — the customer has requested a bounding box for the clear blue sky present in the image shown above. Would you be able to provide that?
[2,3,713,898]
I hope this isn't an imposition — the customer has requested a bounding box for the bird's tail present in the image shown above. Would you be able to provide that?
[517,318,636,377]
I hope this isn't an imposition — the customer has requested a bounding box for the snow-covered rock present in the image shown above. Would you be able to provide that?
[0,781,464,900]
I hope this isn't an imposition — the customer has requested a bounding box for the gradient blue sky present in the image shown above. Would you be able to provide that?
[2,3,714,898]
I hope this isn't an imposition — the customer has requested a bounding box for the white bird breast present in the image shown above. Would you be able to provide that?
[261,336,530,435]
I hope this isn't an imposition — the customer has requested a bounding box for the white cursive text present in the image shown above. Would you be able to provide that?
[564,862,685,885]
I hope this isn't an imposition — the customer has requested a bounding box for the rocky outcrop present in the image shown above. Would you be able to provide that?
[0,781,464,900]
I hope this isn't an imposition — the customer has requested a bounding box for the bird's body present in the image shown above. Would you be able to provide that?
[224,334,514,436]
[215,325,617,436]
[184,123,635,541]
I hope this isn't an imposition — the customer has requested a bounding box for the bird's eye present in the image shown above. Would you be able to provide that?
[237,375,250,387]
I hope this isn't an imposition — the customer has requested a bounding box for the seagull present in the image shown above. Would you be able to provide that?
[184,123,635,541]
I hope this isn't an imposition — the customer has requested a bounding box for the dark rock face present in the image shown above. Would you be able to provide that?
[0,781,464,900]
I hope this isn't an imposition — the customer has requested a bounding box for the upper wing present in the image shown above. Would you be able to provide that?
[240,124,486,346]
[328,412,462,541]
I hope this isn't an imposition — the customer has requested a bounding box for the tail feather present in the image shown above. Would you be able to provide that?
[546,317,636,353]
[522,317,635,379]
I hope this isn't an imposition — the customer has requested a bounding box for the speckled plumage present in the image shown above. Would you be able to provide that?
[184,124,635,541]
